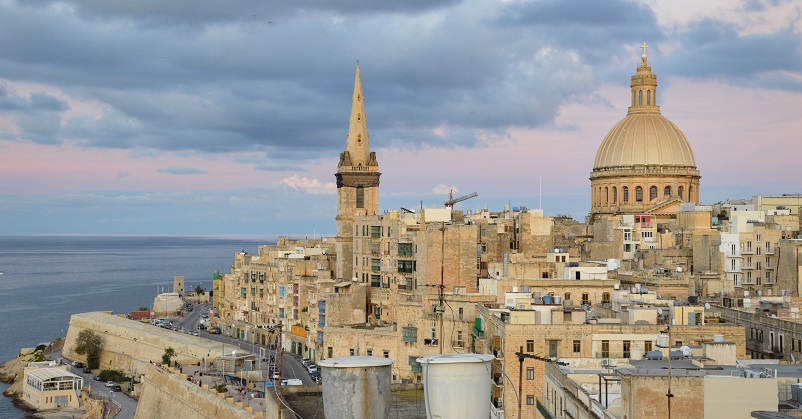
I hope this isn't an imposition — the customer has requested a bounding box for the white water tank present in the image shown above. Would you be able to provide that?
[416,353,495,419]
[553,295,562,305]
[630,346,644,361]
[317,356,394,419]
[657,334,669,348]
[713,334,725,343]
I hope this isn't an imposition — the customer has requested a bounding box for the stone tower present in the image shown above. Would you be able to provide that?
[335,64,381,280]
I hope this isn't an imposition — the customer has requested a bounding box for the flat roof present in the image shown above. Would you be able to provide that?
[28,368,82,382]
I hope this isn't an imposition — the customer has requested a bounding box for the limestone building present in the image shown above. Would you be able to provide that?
[590,44,700,223]
[335,64,381,282]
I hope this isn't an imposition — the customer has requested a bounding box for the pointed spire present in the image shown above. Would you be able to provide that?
[628,42,660,115]
[343,62,372,167]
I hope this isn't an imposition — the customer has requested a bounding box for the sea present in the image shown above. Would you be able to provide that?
[0,235,273,418]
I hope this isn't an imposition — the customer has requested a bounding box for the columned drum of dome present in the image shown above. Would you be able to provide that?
[589,44,701,221]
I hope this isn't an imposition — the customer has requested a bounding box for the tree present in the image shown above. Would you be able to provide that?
[138,306,149,311]
[194,284,204,295]
[162,347,176,365]
[74,330,103,369]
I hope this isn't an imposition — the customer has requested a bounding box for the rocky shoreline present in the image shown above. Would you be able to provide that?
[0,338,65,417]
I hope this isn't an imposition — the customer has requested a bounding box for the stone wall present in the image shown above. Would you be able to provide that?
[135,364,258,419]
[63,312,246,371]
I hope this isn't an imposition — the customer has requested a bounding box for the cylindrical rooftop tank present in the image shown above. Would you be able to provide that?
[317,356,394,419]
[543,295,554,304]
[553,295,562,305]
[416,353,495,419]
[630,346,644,361]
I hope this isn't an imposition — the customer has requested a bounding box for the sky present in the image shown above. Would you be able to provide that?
[0,0,800,236]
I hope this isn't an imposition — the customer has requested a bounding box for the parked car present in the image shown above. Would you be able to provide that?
[72,361,84,368]
[94,375,103,381]
[111,385,122,392]
[301,357,310,366]
[310,371,320,382]
[105,381,115,388]
[83,367,91,374]
[306,364,317,373]
[192,331,199,336]
[285,379,302,386]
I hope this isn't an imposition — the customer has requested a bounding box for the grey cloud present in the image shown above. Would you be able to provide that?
[662,19,802,89]
[157,166,208,175]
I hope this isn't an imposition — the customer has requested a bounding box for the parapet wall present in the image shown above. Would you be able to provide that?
[135,364,256,419]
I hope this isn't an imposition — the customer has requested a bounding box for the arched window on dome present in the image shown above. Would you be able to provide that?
[638,90,642,105]
[605,187,609,205]
[649,186,657,201]
[678,186,684,199]
[623,187,629,203]
[664,186,671,197]
[647,90,651,105]
[613,187,618,204]
[635,186,643,202]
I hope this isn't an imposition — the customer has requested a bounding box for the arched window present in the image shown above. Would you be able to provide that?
[635,186,643,202]
[602,292,610,304]
[678,186,684,199]
[623,186,629,203]
[565,292,571,301]
[647,90,651,105]
[649,186,657,201]
[613,186,618,204]
[639,90,642,105]
[605,187,609,205]
[664,186,671,196]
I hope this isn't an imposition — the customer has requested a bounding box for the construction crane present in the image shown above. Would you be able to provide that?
[444,189,478,208]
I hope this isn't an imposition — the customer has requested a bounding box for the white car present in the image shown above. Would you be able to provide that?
[105,381,115,388]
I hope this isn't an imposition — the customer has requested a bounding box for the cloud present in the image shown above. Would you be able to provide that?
[279,175,336,195]
[432,184,459,195]
[157,166,208,175]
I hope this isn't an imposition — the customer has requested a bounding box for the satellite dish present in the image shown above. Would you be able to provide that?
[704,303,711,310]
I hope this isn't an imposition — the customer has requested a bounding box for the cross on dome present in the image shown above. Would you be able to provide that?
[640,42,648,65]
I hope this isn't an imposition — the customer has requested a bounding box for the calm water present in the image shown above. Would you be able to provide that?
[0,235,272,418]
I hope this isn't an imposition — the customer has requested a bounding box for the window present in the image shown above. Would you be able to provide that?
[623,186,629,203]
[635,186,643,202]
[638,90,642,105]
[526,340,535,353]
[644,341,652,352]
[602,292,610,304]
[649,186,657,201]
[664,185,671,196]
[526,367,534,380]
[349,348,355,356]
[328,347,333,358]
[605,186,609,204]
[356,186,364,208]
[582,293,590,305]
[601,340,610,358]
[383,350,389,358]
[367,349,373,356]
[459,307,464,320]
[573,340,581,353]
[613,186,617,203]
[678,186,684,199]
[527,395,535,405]
[647,90,651,105]
[564,292,571,301]
[548,340,558,358]
[623,341,631,358]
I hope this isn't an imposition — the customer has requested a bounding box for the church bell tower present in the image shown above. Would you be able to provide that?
[335,64,380,280]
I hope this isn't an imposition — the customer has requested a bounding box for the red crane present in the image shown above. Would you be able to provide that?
[444,189,478,208]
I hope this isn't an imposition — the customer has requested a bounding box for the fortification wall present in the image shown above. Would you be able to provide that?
[135,364,256,419]
[63,312,239,370]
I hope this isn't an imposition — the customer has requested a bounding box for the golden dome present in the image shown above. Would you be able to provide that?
[593,112,697,169]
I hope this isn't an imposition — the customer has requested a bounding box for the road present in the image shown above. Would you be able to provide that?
[53,352,137,419]
[173,302,314,385]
